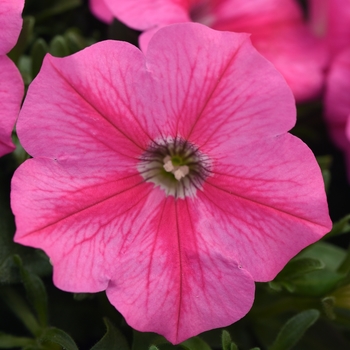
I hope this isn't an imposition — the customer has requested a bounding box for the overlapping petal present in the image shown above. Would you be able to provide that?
[0,0,24,55]
[0,0,24,157]
[0,56,23,157]
[12,24,332,343]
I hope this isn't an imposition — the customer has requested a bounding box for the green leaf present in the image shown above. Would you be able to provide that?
[268,309,320,350]
[39,327,79,350]
[148,347,159,350]
[0,333,33,348]
[73,293,94,301]
[321,169,331,193]
[17,55,33,85]
[316,156,332,193]
[272,257,326,293]
[64,29,93,54]
[221,330,237,350]
[316,155,332,170]
[292,269,346,297]
[298,241,346,272]
[277,258,324,280]
[131,330,166,350]
[50,36,70,57]
[337,244,350,274]
[288,242,348,296]
[325,214,350,239]
[268,281,282,292]
[13,255,48,327]
[180,336,212,350]
[222,330,231,350]
[91,318,130,350]
[31,38,49,78]
[322,296,336,319]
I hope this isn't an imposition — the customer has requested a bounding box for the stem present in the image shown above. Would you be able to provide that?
[0,286,41,336]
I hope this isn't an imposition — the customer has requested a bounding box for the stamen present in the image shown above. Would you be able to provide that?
[163,156,175,172]
[174,165,189,180]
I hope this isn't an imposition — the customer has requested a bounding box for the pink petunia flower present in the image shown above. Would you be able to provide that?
[94,0,327,102]
[309,0,350,179]
[0,0,24,157]
[12,24,331,343]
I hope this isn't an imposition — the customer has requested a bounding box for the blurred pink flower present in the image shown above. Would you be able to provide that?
[0,0,24,157]
[308,0,350,57]
[325,50,350,179]
[309,0,350,178]
[12,24,331,343]
[95,0,327,102]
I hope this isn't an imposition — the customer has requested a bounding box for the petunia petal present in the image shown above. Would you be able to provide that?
[198,134,332,281]
[0,0,24,55]
[12,157,152,291]
[17,41,158,164]
[145,24,295,152]
[0,56,23,157]
[106,195,255,344]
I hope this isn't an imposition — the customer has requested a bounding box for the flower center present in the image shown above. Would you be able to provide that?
[138,137,210,198]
